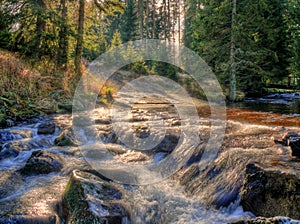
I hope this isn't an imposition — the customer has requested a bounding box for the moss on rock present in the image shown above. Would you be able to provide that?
[241,162,300,220]
[62,170,128,224]
[54,129,76,146]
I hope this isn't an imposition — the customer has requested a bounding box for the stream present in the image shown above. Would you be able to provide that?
[0,93,300,223]
[230,92,300,115]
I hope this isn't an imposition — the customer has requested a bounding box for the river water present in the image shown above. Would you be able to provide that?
[0,93,300,223]
[231,92,300,115]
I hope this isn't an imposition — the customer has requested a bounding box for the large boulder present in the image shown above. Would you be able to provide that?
[241,162,300,220]
[62,170,128,224]
[20,150,62,175]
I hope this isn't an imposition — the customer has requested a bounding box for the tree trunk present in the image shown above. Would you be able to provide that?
[75,0,85,79]
[138,0,143,39]
[146,0,149,39]
[34,0,46,57]
[152,0,156,38]
[167,0,170,43]
[178,0,181,46]
[163,0,167,40]
[229,0,237,102]
[57,0,68,69]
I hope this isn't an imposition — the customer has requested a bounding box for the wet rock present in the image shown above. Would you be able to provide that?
[275,132,300,158]
[20,150,62,175]
[241,162,300,220]
[289,138,300,158]
[54,129,76,146]
[0,146,19,159]
[95,118,111,125]
[228,216,300,224]
[0,138,52,160]
[0,131,19,143]
[0,215,57,224]
[0,130,33,146]
[153,134,179,152]
[278,132,299,146]
[62,170,128,224]
[37,122,56,135]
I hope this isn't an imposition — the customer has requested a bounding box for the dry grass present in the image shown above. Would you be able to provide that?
[0,52,54,99]
[0,49,75,122]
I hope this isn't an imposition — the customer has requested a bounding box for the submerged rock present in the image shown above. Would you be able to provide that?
[20,150,62,175]
[37,122,56,135]
[0,129,33,143]
[229,216,300,224]
[0,138,52,160]
[241,162,300,220]
[62,170,128,224]
[0,215,57,224]
[0,131,20,143]
[0,146,19,159]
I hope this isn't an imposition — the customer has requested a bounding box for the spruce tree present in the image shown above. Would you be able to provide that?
[120,0,138,42]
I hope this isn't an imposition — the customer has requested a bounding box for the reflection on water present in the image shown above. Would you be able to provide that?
[230,92,300,115]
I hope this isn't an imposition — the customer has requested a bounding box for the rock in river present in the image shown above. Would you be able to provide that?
[20,150,62,175]
[276,132,300,158]
[289,137,300,158]
[241,162,300,220]
[54,129,76,146]
[37,122,56,135]
[62,170,128,224]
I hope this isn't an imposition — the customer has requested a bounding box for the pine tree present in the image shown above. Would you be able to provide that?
[75,0,124,77]
[284,0,300,82]
[120,0,138,42]
[110,29,123,48]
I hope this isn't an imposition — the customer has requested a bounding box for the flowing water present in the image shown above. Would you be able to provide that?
[0,94,300,223]
[230,92,300,115]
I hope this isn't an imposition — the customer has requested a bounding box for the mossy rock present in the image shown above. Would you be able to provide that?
[20,150,62,175]
[58,101,73,113]
[62,170,128,224]
[54,129,76,146]
[241,162,300,220]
